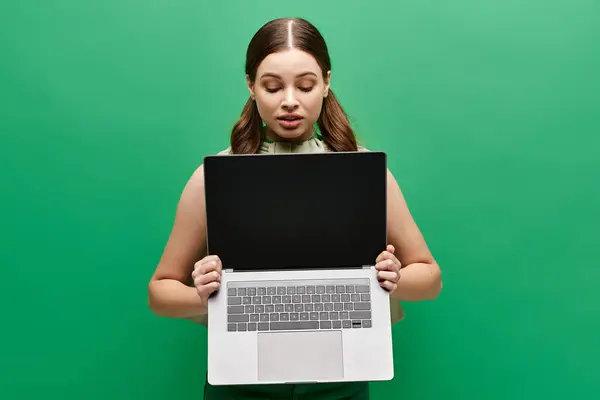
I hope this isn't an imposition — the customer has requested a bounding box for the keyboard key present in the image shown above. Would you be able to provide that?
[354,302,371,311]
[277,287,286,295]
[336,285,345,293]
[356,285,370,293]
[258,322,269,331]
[332,321,342,329]
[227,323,237,331]
[257,287,266,296]
[228,314,249,323]
[326,286,335,294]
[270,321,319,330]
[228,306,244,314]
[267,287,276,295]
[349,311,371,319]
[316,286,325,294]
[320,321,332,329]
[238,288,246,296]
[238,322,247,331]
[228,288,237,296]
[362,320,372,328]
[287,287,295,295]
[248,323,257,331]
[342,320,352,328]
[227,297,242,305]
[352,320,362,328]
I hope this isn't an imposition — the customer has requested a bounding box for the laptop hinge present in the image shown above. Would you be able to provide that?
[362,265,372,269]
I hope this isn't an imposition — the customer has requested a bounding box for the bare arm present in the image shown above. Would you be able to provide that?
[385,170,442,301]
[147,165,209,320]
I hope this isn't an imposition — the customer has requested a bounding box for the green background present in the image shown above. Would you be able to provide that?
[2,0,599,399]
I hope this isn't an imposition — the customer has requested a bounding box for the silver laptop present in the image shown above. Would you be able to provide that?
[203,151,394,386]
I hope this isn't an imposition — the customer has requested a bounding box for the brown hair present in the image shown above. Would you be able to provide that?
[230,18,358,154]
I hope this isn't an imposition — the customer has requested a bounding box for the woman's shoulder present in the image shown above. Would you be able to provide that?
[216,147,232,155]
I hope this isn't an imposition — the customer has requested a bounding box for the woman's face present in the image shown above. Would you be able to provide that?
[248,48,330,142]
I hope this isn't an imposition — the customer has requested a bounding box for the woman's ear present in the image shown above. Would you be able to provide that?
[324,71,331,98]
[246,75,255,100]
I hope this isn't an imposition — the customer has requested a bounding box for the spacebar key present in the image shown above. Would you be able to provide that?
[270,321,319,330]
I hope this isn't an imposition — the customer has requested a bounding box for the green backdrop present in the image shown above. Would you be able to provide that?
[2,1,599,399]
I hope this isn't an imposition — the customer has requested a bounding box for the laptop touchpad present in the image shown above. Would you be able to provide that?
[257,330,344,382]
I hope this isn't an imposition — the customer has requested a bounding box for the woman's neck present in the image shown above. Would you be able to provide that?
[263,126,317,144]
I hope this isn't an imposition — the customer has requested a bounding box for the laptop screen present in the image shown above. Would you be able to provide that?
[203,151,387,271]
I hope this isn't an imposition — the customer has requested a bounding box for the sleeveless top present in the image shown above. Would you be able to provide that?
[199,135,405,326]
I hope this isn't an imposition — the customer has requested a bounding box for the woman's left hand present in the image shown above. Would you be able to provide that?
[375,245,401,293]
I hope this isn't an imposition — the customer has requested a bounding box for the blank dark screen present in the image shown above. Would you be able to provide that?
[203,152,387,271]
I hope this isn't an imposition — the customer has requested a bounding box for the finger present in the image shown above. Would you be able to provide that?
[379,279,397,293]
[199,259,222,275]
[198,281,220,298]
[195,270,221,287]
[387,244,395,254]
[376,251,400,266]
[377,271,399,283]
[375,259,396,271]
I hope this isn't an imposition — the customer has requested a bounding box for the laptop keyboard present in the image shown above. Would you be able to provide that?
[225,279,372,332]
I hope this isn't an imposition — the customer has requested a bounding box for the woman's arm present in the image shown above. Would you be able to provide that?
[385,170,442,301]
[147,165,208,320]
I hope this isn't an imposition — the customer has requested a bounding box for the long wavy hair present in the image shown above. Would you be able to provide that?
[230,18,358,154]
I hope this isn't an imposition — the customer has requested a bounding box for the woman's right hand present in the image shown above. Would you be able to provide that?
[191,255,222,304]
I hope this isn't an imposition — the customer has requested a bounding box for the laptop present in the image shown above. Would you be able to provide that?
[203,150,394,386]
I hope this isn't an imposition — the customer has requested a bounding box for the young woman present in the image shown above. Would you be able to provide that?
[148,17,442,400]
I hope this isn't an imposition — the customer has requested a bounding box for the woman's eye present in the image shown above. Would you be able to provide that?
[265,87,280,93]
[299,87,313,93]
